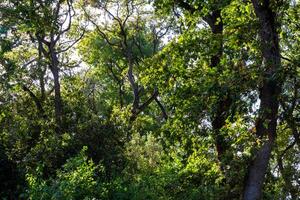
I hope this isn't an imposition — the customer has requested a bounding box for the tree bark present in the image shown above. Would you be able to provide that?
[49,41,63,133]
[38,42,46,102]
[175,0,232,163]
[243,1,282,199]
[50,54,63,132]
[204,10,232,161]
[36,34,63,133]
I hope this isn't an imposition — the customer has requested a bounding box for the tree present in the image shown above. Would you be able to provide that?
[81,0,168,122]
[242,1,284,199]
[4,0,84,133]
[0,0,299,199]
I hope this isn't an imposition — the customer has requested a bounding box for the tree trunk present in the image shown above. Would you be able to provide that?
[243,1,282,199]
[175,0,232,165]
[205,10,233,163]
[36,34,63,133]
[50,48,63,133]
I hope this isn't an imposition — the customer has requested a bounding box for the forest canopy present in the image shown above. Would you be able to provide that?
[0,0,299,199]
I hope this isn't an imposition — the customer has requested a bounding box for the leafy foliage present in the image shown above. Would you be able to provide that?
[0,0,299,199]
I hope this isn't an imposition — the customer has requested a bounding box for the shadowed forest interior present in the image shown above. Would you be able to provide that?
[0,0,299,199]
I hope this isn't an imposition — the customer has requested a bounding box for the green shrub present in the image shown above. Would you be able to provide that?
[26,146,108,200]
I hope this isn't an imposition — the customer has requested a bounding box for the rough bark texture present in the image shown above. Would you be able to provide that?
[243,1,282,199]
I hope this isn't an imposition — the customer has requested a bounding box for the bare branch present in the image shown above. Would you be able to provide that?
[82,6,119,47]
[130,87,159,121]
[56,29,86,54]
[155,96,168,120]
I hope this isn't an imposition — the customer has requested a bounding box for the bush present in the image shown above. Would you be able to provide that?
[26,147,108,200]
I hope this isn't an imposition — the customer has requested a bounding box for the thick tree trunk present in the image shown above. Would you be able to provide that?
[39,69,46,101]
[205,10,233,162]
[50,49,63,133]
[36,34,63,133]
[175,0,232,163]
[243,1,282,199]
[52,66,62,129]
[38,39,46,101]
[127,58,140,114]
[243,139,274,200]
